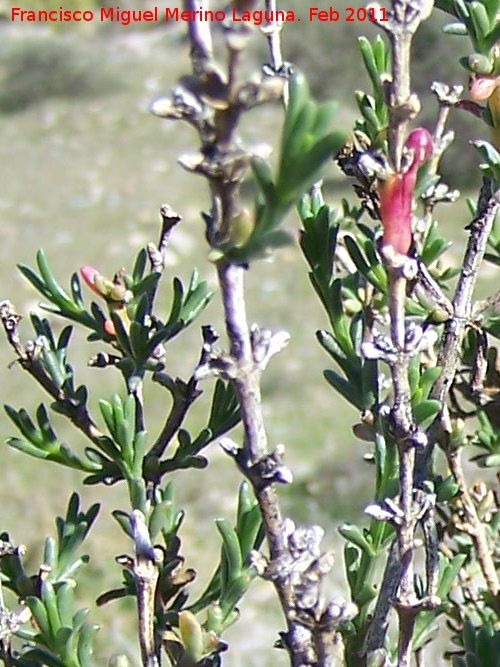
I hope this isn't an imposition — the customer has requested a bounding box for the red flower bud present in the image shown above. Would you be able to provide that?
[103,319,116,337]
[469,74,500,151]
[404,128,433,167]
[379,128,433,256]
[80,265,117,337]
[80,265,101,296]
[469,74,499,101]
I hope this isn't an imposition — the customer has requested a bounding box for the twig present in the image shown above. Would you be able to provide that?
[130,376,146,434]
[364,541,401,654]
[434,182,498,403]
[184,0,212,71]
[0,578,13,667]
[447,447,500,601]
[371,2,434,663]
[147,375,200,460]
[387,31,413,169]
[262,0,289,104]
[217,263,285,555]
[0,300,105,448]
[383,0,433,168]
[146,205,182,317]
[416,179,500,480]
[130,511,160,667]
[173,2,351,662]
[263,0,284,71]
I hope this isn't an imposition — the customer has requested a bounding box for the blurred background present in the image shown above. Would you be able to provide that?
[0,0,490,664]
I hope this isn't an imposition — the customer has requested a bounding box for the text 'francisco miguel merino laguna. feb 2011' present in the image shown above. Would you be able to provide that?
[10,5,388,25]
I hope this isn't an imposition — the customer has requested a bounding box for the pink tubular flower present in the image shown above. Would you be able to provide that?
[379,128,433,256]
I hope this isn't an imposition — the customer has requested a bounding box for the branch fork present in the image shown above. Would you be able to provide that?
[251,519,356,629]
[220,437,293,490]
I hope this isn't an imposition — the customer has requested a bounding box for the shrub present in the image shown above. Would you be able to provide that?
[1,1,500,666]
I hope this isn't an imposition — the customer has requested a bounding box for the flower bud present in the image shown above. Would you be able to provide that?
[80,265,102,297]
[469,73,499,101]
[468,54,493,75]
[405,128,433,167]
[227,208,254,249]
[179,610,204,663]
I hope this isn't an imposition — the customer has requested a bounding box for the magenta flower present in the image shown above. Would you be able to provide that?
[379,128,433,256]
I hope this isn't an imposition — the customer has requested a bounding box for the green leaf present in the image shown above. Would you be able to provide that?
[472,140,500,185]
[165,277,184,328]
[323,369,362,410]
[442,21,468,34]
[470,2,491,47]
[69,273,85,310]
[216,519,243,584]
[21,648,65,667]
[413,399,441,429]
[338,523,375,555]
[251,158,276,205]
[358,36,381,92]
[112,510,133,538]
[418,366,442,400]
[132,247,148,282]
[42,580,61,636]
[36,250,79,314]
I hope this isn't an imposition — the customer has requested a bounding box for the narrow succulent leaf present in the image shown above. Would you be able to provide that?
[359,37,383,93]
[165,277,184,328]
[216,519,243,580]
[281,99,317,166]
[22,648,65,667]
[418,366,442,400]
[112,510,133,538]
[99,400,116,437]
[484,20,500,49]
[5,405,42,446]
[110,312,134,357]
[42,580,62,637]
[324,369,362,410]
[251,158,276,205]
[132,248,148,283]
[36,250,78,313]
[237,506,263,557]
[372,34,389,72]
[470,2,491,46]
[77,622,99,667]
[338,522,376,555]
[236,481,254,526]
[43,537,57,571]
[56,584,75,628]
[17,263,53,300]
[442,21,468,34]
[132,431,147,476]
[7,436,53,460]
[329,280,356,356]
[26,596,51,639]
[42,348,67,390]
[413,399,441,429]
[281,71,310,150]
[58,626,79,665]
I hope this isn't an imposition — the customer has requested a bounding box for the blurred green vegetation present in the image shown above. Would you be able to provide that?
[0,34,122,112]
